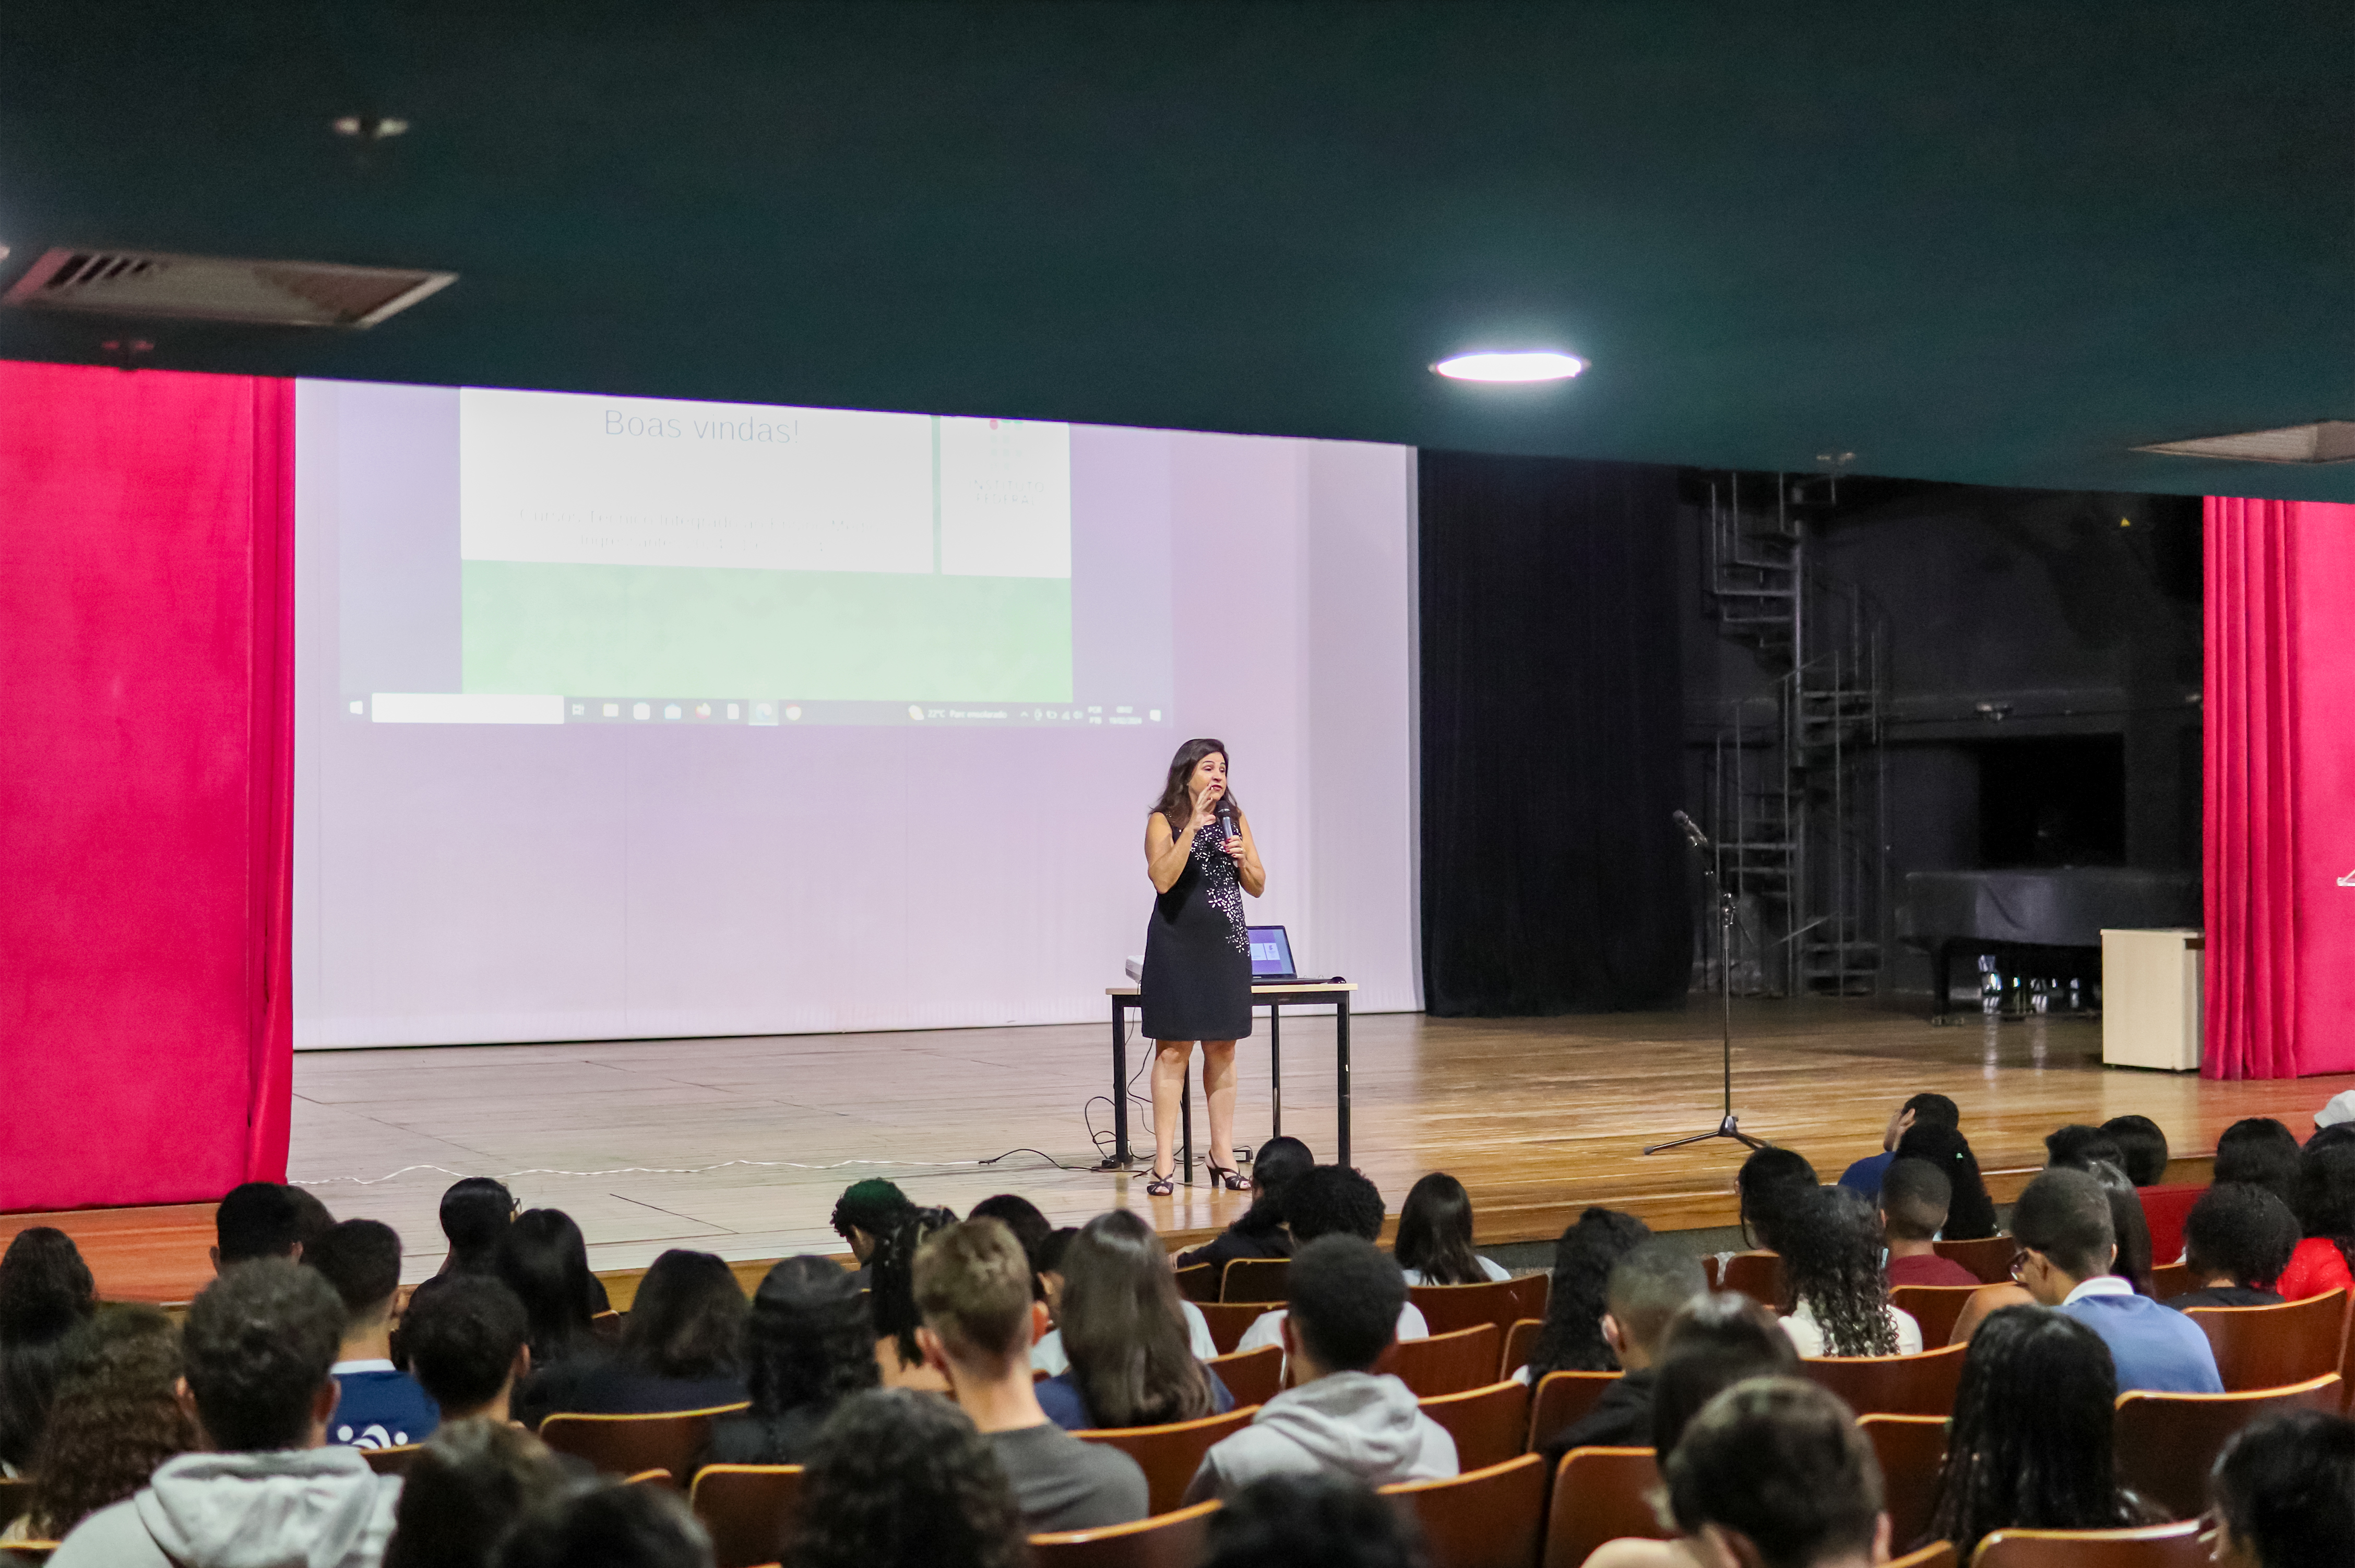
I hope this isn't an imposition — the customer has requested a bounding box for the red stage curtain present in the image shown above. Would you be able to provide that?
[2204,496,2355,1079]
[0,361,294,1208]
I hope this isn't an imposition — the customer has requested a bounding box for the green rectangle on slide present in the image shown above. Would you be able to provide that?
[461,561,1073,700]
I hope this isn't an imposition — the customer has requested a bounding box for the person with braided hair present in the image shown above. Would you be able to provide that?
[1775,1186,1920,1358]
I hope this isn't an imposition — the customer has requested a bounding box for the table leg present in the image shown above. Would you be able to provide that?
[1337,995,1352,1168]
[1111,999,1131,1166]
[1269,1001,1282,1141]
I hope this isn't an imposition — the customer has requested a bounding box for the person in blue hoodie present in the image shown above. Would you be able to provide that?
[305,1220,439,1449]
[2011,1166,2222,1395]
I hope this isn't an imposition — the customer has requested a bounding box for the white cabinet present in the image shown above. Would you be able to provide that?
[2100,928,2203,1072]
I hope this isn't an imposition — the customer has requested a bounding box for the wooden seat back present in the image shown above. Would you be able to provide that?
[1382,1453,1547,1568]
[1886,1545,1956,1568]
[1717,1252,1783,1308]
[1501,1318,1543,1381]
[1931,1236,2014,1285]
[0,1479,34,1529]
[538,1404,747,1484]
[2113,1374,2342,1521]
[1172,1263,1219,1303]
[590,1308,626,1345]
[1195,1301,1278,1356]
[361,1443,424,1476]
[1030,1499,1221,1568]
[1221,1258,1290,1303]
[1077,1405,1258,1516]
[1541,1447,1664,1568]
[689,1465,806,1568]
[1971,1521,2205,1566]
[1418,1379,1532,1471]
[1526,1370,1621,1453]
[1207,1343,1283,1407]
[1,1543,59,1562]
[1410,1276,1548,1344]
[1380,1324,1501,1398]
[1890,1285,1979,1347]
[2182,1290,2350,1391]
[1799,1342,1966,1416]
[2149,1261,2196,1300]
[1858,1414,1947,1552]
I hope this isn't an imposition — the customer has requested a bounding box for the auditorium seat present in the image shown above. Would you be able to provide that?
[1030,1499,1220,1568]
[1501,1317,1542,1381]
[689,1465,806,1568]
[1886,1546,1955,1568]
[2182,1290,2349,1391]
[1380,1323,1500,1397]
[1716,1251,1783,1307]
[1409,1275,1549,1344]
[1889,1285,1978,1347]
[361,1443,424,1476]
[1858,1414,1947,1551]
[1195,1301,1278,1356]
[1931,1236,2014,1285]
[1799,1342,1966,1416]
[1418,1379,1532,1470]
[1971,1521,2204,1566]
[0,1479,32,1529]
[1,1544,57,1563]
[2136,1183,2204,1268]
[1541,1447,1664,1568]
[2113,1374,2341,1520]
[1382,1453,1547,1568]
[1173,1262,1219,1303]
[1526,1370,1620,1452]
[2148,1261,2195,1299]
[1206,1343,1282,1407]
[539,1404,749,1484]
[591,1308,626,1345]
[1220,1258,1289,1302]
[1077,1406,1257,1515]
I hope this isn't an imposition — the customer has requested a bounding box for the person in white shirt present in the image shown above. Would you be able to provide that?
[1775,1187,1922,1358]
[1393,1174,1513,1286]
[1231,1167,1429,1362]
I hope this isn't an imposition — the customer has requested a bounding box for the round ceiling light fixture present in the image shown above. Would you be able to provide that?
[1432,350,1587,382]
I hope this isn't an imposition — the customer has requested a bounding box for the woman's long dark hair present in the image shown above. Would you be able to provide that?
[2086,1165,2155,1296]
[1394,1174,1486,1286]
[619,1250,746,1381]
[1527,1207,1651,1378]
[24,1305,192,1538]
[1896,1122,2000,1241]
[1735,1147,1818,1252]
[495,1210,600,1365]
[1228,1136,1315,1242]
[1058,1211,1211,1429]
[746,1258,878,1420]
[793,1389,1026,1568]
[0,1226,98,1470]
[1151,738,1241,836]
[1778,1187,1897,1356]
[1927,1306,2143,1557]
[2297,1139,2355,1275]
[869,1208,957,1370]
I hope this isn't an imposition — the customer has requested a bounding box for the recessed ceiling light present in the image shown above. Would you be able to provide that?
[1432,350,1587,382]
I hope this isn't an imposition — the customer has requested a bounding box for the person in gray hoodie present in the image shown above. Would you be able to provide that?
[1183,1235,1457,1503]
[53,1259,401,1568]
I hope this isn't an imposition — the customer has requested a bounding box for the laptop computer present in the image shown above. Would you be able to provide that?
[1246,924,1299,983]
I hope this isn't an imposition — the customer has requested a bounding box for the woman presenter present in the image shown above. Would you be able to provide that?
[1139,737,1265,1196]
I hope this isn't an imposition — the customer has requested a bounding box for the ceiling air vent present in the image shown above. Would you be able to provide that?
[1,247,455,328]
[2135,422,2355,465]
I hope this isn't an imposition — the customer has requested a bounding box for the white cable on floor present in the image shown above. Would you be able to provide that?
[290,1152,1068,1188]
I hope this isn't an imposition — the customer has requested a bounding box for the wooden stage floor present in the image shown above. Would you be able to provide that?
[15,1000,2354,1303]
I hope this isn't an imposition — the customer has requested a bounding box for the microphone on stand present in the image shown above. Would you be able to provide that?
[1672,809,1710,849]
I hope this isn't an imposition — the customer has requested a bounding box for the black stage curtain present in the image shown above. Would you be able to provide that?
[1420,451,1690,1014]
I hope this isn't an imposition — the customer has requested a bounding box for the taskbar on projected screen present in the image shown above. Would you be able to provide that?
[353,693,1168,727]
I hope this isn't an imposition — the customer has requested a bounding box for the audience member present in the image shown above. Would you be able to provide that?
[1737,1146,1819,1252]
[2276,1137,2355,1302]
[1186,1235,1457,1502]
[561,1249,747,1415]
[498,1479,713,1568]
[1176,1136,1315,1272]
[2008,1167,2220,1392]
[791,1387,1028,1568]
[437,1178,518,1277]
[1838,1092,1959,1199]
[966,1195,1053,1297]
[2215,1117,2303,1213]
[305,1219,439,1447]
[2091,1164,2158,1296]
[498,1207,613,1428]
[1644,1292,1801,1458]
[0,1226,96,1475]
[1591,1379,1886,1568]
[6,1307,192,1543]
[52,1261,400,1568]
[1878,1158,1978,1287]
[383,1417,571,1568]
[913,1218,1147,1531]
[1521,1207,1651,1382]
[1037,1211,1230,1430]
[1924,1305,2160,1557]
[1203,1473,1428,1568]
[708,1256,878,1466]
[399,1275,532,1425]
[1894,1121,1999,1239]
[290,1189,339,1254]
[1541,1239,1706,1456]
[2101,1115,2172,1187]
[211,1182,307,1271]
[2208,1409,2355,1568]
[1035,1228,1076,1318]
[1235,1168,1430,1356]
[869,1207,957,1392]
[2044,1123,2126,1175]
[2170,1184,2298,1308]
[831,1179,916,1288]
[1777,1186,1920,1356]
[1394,1173,1510,1285]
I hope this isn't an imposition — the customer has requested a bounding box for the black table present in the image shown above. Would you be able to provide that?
[1103,982,1358,1181]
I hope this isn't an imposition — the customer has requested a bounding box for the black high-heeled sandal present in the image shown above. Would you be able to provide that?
[1145,1164,1176,1197]
[1206,1163,1252,1192]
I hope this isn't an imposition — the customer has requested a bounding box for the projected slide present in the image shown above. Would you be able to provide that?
[456,389,1073,709]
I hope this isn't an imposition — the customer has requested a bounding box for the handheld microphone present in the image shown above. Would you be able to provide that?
[1672,809,1710,849]
[1218,803,1239,842]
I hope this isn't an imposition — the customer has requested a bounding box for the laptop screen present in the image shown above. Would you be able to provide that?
[1247,925,1296,979]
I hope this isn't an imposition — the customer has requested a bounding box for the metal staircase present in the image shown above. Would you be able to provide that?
[1698,473,1889,997]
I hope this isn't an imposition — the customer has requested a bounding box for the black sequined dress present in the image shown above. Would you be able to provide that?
[1140,820,1253,1042]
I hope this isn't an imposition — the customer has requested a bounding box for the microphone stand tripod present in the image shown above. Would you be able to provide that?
[1645,815,1767,1155]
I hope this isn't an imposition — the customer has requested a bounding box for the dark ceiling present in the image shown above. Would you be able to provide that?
[3,2,2350,498]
